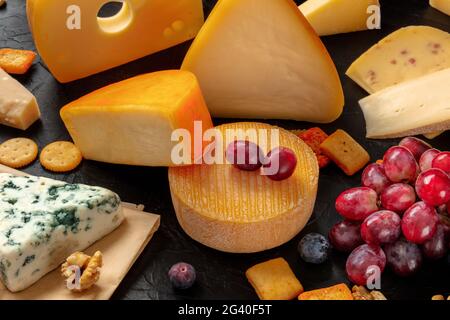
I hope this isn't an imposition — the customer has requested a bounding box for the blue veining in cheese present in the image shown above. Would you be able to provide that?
[0,173,124,292]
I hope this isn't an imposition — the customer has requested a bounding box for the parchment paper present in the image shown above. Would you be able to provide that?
[0,164,161,300]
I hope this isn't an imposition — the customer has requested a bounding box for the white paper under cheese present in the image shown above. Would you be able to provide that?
[359,68,450,139]
[0,174,124,292]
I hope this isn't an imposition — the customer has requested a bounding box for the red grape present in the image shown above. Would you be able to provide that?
[399,137,431,162]
[380,183,416,213]
[415,168,450,206]
[361,163,391,194]
[335,187,379,221]
[226,140,265,171]
[346,244,386,286]
[361,210,401,245]
[432,151,450,174]
[329,220,364,252]
[385,238,423,277]
[402,201,438,244]
[262,147,297,181]
[422,224,448,260]
[383,146,419,183]
[419,149,440,172]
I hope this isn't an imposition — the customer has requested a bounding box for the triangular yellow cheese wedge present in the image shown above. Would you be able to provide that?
[182,0,344,123]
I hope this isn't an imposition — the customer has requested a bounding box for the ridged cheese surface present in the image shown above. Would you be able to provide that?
[169,122,319,253]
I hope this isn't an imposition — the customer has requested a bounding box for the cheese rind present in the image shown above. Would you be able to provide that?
[169,122,319,253]
[0,68,40,130]
[359,68,450,139]
[346,26,450,94]
[299,0,380,36]
[0,173,124,292]
[60,70,213,167]
[27,0,204,83]
[182,0,344,123]
[430,0,450,16]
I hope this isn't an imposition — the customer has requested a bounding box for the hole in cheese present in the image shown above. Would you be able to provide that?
[97,1,133,34]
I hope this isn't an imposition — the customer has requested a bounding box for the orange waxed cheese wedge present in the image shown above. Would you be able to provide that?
[60,70,213,167]
[169,122,319,253]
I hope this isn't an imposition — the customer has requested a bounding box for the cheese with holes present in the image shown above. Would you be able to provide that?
[169,122,319,253]
[0,173,124,292]
[346,26,450,94]
[431,0,450,16]
[299,0,380,36]
[359,68,450,139]
[0,68,40,130]
[182,0,344,123]
[60,70,213,167]
[27,0,204,83]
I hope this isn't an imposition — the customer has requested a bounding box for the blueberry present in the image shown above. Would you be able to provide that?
[298,233,330,264]
[168,262,196,289]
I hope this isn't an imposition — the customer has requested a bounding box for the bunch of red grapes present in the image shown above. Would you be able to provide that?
[328,137,450,286]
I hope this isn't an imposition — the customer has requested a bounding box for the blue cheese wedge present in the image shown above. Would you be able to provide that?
[0,173,124,292]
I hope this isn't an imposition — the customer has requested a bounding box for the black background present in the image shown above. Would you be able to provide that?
[0,0,449,300]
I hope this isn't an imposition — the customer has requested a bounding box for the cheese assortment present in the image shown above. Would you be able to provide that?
[169,122,319,253]
[299,0,380,36]
[346,26,450,94]
[0,173,124,292]
[26,0,204,82]
[182,0,344,123]
[359,68,450,138]
[0,68,40,130]
[430,0,450,16]
[0,0,448,300]
[60,70,213,167]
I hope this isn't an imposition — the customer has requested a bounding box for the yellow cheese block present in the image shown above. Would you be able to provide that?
[0,68,40,130]
[60,70,213,167]
[182,0,344,123]
[346,26,450,94]
[359,68,450,139]
[430,0,450,16]
[169,122,319,253]
[299,0,380,36]
[27,0,204,83]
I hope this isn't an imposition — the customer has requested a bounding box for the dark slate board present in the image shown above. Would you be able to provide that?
[0,0,449,300]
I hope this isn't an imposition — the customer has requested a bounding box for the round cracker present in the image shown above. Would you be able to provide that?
[40,141,82,172]
[0,138,38,168]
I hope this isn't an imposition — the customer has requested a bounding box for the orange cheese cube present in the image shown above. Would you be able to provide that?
[299,283,354,300]
[246,258,304,300]
[60,70,213,167]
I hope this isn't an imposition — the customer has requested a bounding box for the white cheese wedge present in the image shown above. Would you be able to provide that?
[430,0,450,16]
[0,68,40,130]
[182,0,344,123]
[299,0,380,36]
[0,174,124,292]
[359,68,450,139]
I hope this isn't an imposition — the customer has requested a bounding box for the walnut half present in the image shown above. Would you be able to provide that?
[61,251,103,292]
[352,286,387,300]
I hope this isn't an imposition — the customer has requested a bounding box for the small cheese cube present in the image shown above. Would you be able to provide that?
[299,283,354,300]
[246,258,304,300]
[0,68,41,130]
[320,130,370,176]
[60,70,213,167]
